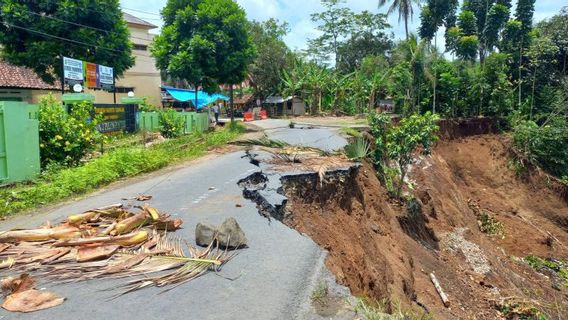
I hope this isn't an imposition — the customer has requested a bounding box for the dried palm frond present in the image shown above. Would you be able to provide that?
[234,137,289,148]
[0,203,238,300]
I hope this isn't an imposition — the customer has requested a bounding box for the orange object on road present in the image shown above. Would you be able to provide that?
[259,110,268,120]
[243,112,254,122]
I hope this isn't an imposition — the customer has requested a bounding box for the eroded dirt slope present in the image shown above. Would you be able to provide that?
[282,134,568,319]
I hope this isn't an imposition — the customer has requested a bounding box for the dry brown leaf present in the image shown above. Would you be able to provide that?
[2,289,64,313]
[77,245,119,262]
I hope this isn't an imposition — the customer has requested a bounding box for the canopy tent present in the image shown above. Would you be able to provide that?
[162,86,228,109]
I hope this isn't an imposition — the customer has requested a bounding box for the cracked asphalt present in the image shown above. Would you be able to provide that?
[0,120,354,320]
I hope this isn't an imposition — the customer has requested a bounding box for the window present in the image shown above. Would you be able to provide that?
[133,44,148,51]
[115,87,135,93]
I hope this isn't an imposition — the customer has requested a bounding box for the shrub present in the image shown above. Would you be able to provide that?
[158,108,184,138]
[38,94,102,167]
[512,117,568,179]
[344,136,370,160]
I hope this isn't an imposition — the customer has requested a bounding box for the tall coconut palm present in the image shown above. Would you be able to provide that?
[378,0,421,40]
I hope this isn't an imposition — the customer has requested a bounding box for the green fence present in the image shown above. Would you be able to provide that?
[137,111,210,134]
[138,112,161,132]
[0,101,40,184]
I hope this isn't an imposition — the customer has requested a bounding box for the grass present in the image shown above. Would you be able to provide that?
[355,298,432,320]
[0,126,244,217]
[310,282,329,302]
[339,127,362,137]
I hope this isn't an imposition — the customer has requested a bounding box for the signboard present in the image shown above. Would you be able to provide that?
[63,57,114,91]
[84,62,98,88]
[94,104,137,133]
[63,57,84,86]
[99,66,114,91]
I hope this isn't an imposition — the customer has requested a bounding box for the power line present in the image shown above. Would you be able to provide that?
[3,22,125,54]
[6,10,158,43]
[121,6,162,17]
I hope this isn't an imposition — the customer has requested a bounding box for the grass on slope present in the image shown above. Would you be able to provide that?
[0,126,243,217]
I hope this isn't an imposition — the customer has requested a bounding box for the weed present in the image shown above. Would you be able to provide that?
[355,298,432,320]
[235,137,290,148]
[344,136,371,160]
[0,128,242,217]
[525,255,568,287]
[339,127,362,137]
[311,282,328,302]
[497,298,549,320]
[508,158,528,177]
[289,121,296,128]
[478,211,505,236]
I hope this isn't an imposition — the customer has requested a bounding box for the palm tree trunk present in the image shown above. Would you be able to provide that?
[405,18,409,40]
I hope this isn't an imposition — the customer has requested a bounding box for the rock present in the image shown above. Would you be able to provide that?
[370,223,381,234]
[195,222,217,247]
[217,218,247,248]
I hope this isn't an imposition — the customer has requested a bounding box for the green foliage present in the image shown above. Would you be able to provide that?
[158,109,185,138]
[0,128,242,217]
[249,19,292,98]
[368,112,439,197]
[378,0,421,40]
[477,211,505,236]
[339,127,361,137]
[525,255,568,287]
[0,0,133,83]
[344,136,370,160]
[386,112,440,197]
[152,0,254,94]
[512,118,568,179]
[38,94,102,167]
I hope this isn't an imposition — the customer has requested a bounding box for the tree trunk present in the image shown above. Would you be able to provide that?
[531,64,537,120]
[195,84,199,111]
[405,18,409,40]
[518,46,523,109]
[433,82,436,114]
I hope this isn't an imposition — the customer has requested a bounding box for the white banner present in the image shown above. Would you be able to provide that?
[63,57,83,81]
[99,65,114,85]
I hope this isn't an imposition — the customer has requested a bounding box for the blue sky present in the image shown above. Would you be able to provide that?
[121,0,564,52]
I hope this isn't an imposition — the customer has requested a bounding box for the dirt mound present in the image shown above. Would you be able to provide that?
[281,134,568,319]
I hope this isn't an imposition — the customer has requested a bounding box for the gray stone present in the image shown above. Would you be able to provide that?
[217,217,248,248]
[195,222,217,247]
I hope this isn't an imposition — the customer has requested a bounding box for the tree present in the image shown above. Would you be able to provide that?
[378,0,421,40]
[309,0,352,66]
[336,11,392,73]
[419,0,459,44]
[536,7,568,77]
[248,19,292,100]
[152,0,254,117]
[0,0,133,84]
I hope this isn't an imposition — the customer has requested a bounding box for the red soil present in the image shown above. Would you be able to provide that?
[282,134,568,319]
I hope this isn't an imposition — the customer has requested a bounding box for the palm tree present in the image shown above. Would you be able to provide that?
[378,0,421,40]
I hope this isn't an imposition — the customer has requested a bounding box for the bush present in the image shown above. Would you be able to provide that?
[512,117,568,179]
[158,108,184,138]
[38,94,102,167]
[344,136,370,160]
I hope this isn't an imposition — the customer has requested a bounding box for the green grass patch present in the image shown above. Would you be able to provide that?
[0,126,243,217]
[339,127,362,137]
[310,282,329,302]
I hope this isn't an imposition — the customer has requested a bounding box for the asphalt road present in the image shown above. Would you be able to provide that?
[0,123,352,320]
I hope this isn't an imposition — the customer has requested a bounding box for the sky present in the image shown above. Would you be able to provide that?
[120,0,564,52]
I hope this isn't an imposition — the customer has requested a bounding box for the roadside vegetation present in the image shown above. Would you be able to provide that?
[0,120,244,217]
[355,298,432,320]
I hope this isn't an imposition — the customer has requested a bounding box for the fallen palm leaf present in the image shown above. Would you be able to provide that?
[1,274,64,313]
[77,245,119,262]
[0,258,14,269]
[122,195,153,201]
[0,224,85,243]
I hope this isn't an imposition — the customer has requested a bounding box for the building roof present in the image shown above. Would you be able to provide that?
[233,93,254,105]
[123,12,158,29]
[0,61,60,90]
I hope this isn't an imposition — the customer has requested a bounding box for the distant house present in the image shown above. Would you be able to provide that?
[0,61,60,103]
[264,96,306,116]
[0,12,162,105]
